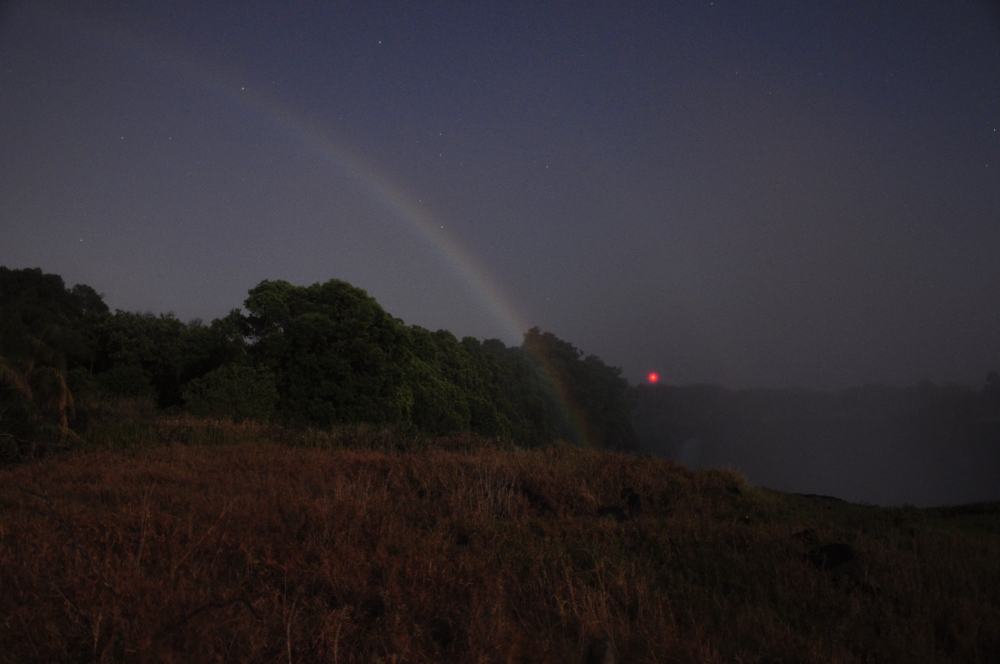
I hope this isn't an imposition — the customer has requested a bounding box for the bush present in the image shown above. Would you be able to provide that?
[182,364,278,423]
[96,364,157,400]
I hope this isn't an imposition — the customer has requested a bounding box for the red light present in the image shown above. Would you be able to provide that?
[647,372,659,384]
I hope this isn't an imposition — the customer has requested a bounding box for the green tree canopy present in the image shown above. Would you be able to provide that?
[0,267,109,442]
[182,364,279,423]
[86,312,242,406]
[0,268,640,450]
[243,279,412,427]
[522,327,638,450]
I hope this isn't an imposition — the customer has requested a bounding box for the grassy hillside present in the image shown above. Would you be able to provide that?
[1,419,998,663]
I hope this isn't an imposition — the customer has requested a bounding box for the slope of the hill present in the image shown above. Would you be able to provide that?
[1,424,997,663]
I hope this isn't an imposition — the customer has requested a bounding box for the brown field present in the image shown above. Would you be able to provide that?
[1,418,998,663]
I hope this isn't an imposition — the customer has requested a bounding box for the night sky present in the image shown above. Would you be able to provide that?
[3,1,999,391]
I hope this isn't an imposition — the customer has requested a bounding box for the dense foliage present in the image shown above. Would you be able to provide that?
[0,267,108,445]
[0,267,638,450]
[4,266,997,469]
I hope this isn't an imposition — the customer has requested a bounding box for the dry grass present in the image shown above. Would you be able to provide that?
[1,427,998,663]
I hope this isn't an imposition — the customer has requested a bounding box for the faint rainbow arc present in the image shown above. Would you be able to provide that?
[85,15,593,446]
[226,91,594,447]
[83,13,528,341]
[232,92,528,344]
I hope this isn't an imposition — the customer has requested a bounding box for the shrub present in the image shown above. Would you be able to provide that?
[182,364,278,423]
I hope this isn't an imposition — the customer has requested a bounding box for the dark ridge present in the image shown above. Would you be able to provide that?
[931,502,1000,518]
[792,493,848,503]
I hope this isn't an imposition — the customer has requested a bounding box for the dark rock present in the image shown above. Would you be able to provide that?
[597,506,628,523]
[429,617,459,650]
[584,637,616,664]
[520,485,553,512]
[793,528,820,546]
[621,488,642,516]
[359,593,386,622]
[808,543,855,570]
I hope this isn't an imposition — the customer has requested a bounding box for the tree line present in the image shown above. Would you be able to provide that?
[0,267,637,450]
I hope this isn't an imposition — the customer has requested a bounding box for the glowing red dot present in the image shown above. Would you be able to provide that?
[647,372,659,384]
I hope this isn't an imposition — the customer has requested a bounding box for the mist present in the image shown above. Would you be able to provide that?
[633,379,1000,506]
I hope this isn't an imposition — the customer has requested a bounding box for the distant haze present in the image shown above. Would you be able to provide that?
[634,383,1000,507]
[2,0,999,390]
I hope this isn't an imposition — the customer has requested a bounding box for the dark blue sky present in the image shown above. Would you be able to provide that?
[2,0,998,390]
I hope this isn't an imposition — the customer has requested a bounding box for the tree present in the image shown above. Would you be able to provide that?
[0,267,109,443]
[242,279,412,427]
[86,311,243,406]
[183,364,278,423]
[522,327,638,450]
